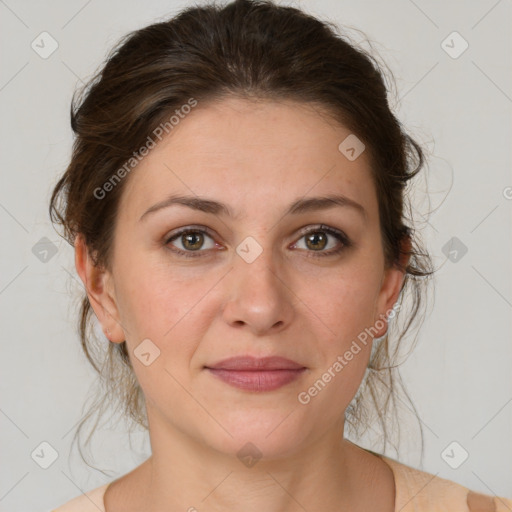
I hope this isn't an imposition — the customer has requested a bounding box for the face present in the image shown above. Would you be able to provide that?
[76,97,406,460]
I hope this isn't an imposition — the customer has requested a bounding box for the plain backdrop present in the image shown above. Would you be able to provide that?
[0,0,511,510]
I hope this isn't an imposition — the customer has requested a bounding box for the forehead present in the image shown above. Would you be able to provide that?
[118,97,377,222]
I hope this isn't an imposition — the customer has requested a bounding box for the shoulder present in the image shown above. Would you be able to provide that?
[381,455,512,512]
[50,482,110,512]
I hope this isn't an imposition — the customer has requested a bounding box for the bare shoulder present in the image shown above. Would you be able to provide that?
[52,459,151,512]
[51,482,110,512]
[468,491,512,512]
[380,454,512,512]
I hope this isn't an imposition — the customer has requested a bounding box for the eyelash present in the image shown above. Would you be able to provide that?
[164,224,352,259]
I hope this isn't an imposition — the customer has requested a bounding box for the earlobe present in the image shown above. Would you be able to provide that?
[74,234,125,343]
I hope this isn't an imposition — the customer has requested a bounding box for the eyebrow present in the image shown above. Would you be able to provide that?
[139,193,367,222]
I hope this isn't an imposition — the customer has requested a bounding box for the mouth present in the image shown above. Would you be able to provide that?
[204,356,307,392]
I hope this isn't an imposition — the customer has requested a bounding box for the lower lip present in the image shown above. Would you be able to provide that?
[206,368,306,391]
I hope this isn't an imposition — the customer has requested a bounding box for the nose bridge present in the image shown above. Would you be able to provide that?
[221,235,294,333]
[237,241,279,290]
[234,235,284,302]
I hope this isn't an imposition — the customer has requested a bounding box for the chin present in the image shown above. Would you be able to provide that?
[205,408,314,462]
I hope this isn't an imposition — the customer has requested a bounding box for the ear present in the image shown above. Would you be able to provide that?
[372,235,411,338]
[74,234,125,343]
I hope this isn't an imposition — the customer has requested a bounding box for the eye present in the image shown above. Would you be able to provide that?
[292,225,351,257]
[165,226,218,257]
[164,224,351,259]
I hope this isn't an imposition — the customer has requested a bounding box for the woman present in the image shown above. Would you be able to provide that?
[49,0,511,510]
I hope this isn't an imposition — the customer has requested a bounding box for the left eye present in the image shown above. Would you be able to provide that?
[292,226,349,256]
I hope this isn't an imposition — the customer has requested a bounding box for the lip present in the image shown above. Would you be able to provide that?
[205,356,307,392]
[206,356,305,371]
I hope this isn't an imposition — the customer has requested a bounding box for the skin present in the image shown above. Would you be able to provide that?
[75,97,409,512]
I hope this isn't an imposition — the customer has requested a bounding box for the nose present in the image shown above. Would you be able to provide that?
[221,247,295,336]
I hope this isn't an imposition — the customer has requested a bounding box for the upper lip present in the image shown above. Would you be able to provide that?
[205,356,305,371]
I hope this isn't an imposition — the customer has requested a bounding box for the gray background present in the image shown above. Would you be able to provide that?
[0,0,511,510]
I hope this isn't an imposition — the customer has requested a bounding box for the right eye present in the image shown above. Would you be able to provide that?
[165,226,219,258]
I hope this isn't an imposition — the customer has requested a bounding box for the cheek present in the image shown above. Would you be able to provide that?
[114,258,220,356]
[114,266,217,407]
[295,269,380,403]
[298,289,375,419]
[302,268,381,346]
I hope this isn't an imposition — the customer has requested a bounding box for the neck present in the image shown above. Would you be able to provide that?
[138,412,373,512]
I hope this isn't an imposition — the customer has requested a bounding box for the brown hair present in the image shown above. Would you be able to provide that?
[49,0,434,471]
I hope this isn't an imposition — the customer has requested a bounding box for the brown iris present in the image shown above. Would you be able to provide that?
[305,232,327,251]
[181,231,204,250]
